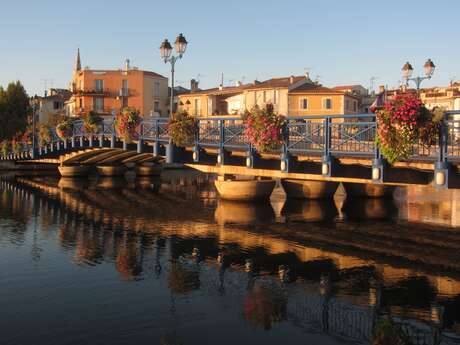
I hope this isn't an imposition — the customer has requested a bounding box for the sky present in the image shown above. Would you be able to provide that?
[0,0,459,96]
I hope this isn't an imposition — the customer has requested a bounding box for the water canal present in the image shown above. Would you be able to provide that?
[1,170,460,345]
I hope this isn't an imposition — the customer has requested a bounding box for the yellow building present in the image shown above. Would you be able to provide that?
[420,83,460,110]
[178,74,359,117]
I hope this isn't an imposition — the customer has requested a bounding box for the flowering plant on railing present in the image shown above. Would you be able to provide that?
[1,140,10,157]
[21,127,33,146]
[82,111,102,135]
[242,104,285,153]
[114,107,141,143]
[167,110,197,147]
[38,124,52,146]
[55,118,74,140]
[376,94,440,164]
[11,136,22,154]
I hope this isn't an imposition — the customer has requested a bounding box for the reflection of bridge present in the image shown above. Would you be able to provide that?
[3,177,460,344]
[4,112,460,188]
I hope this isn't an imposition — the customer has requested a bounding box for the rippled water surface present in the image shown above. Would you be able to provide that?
[1,171,460,345]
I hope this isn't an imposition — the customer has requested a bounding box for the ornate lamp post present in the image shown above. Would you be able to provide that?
[30,96,39,159]
[402,59,436,93]
[160,33,188,118]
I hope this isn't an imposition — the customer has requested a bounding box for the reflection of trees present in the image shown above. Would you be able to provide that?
[243,279,287,330]
[372,317,412,345]
[167,261,200,295]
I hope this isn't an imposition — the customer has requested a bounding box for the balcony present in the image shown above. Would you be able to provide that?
[74,88,110,97]
[74,107,117,116]
[118,88,131,97]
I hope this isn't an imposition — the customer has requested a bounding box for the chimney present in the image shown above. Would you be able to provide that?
[125,59,130,71]
[289,75,295,84]
[190,79,199,92]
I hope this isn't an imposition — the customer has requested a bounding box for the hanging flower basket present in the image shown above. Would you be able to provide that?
[242,104,285,153]
[115,107,141,143]
[82,111,102,134]
[38,124,52,146]
[11,136,22,154]
[21,127,33,146]
[376,94,440,164]
[56,119,74,140]
[1,140,10,157]
[167,110,197,147]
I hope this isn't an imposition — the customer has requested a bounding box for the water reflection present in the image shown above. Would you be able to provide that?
[215,200,275,225]
[342,197,398,221]
[1,176,460,344]
[281,199,338,222]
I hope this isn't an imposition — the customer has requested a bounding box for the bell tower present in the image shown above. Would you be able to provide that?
[74,48,81,72]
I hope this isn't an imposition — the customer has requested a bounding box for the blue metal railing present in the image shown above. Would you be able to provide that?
[5,111,460,166]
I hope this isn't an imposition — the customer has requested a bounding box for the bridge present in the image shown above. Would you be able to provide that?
[3,111,460,188]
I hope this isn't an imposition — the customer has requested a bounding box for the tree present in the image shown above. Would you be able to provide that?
[0,81,30,141]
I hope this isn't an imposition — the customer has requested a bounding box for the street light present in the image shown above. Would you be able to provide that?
[160,33,188,118]
[30,96,39,159]
[401,59,436,92]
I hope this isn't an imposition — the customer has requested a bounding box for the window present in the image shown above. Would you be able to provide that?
[154,101,160,113]
[95,79,104,92]
[122,96,128,108]
[194,98,201,116]
[353,101,357,112]
[154,81,160,98]
[263,91,266,103]
[345,100,350,110]
[323,98,332,110]
[79,80,83,90]
[274,90,279,104]
[300,98,308,110]
[93,97,104,112]
[53,101,62,110]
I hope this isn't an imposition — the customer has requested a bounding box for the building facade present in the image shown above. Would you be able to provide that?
[37,88,72,123]
[178,74,360,117]
[66,50,169,117]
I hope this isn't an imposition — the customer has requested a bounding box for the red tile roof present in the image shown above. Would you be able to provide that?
[290,83,358,98]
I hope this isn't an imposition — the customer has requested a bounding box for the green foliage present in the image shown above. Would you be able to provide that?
[0,81,30,141]
[83,111,102,134]
[1,140,10,157]
[167,110,196,147]
[11,137,22,154]
[372,317,412,345]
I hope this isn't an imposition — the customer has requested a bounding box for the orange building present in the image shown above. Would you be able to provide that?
[66,49,169,117]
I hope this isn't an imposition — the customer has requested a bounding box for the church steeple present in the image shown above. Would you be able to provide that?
[75,48,81,72]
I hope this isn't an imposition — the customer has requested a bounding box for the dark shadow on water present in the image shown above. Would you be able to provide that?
[214,199,275,225]
[341,197,398,221]
[281,198,338,223]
